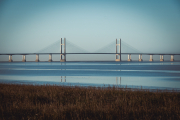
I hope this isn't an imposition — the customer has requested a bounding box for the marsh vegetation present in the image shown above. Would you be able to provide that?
[0,83,179,120]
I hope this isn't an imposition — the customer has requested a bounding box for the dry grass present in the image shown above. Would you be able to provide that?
[0,83,180,120]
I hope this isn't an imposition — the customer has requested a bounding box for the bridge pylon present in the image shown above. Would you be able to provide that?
[60,38,66,62]
[115,38,121,61]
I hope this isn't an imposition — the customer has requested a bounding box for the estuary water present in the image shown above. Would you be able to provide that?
[0,61,180,91]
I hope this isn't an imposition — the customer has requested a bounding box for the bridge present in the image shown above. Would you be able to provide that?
[0,38,179,62]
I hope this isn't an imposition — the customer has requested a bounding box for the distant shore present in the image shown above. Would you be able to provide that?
[0,83,179,119]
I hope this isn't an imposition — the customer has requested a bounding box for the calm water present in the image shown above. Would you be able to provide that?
[0,61,180,91]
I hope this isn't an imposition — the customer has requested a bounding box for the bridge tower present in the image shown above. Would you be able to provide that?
[115,38,121,61]
[60,38,66,62]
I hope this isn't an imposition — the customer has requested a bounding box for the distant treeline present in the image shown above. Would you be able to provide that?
[0,83,179,120]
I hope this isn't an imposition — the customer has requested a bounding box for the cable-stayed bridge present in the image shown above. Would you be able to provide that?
[0,38,179,62]
[36,39,141,54]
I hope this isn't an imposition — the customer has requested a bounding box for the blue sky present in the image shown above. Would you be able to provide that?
[0,0,180,54]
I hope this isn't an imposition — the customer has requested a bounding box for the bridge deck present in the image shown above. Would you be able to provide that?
[0,53,180,55]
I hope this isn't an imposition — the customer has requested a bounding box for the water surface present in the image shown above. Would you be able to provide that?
[0,61,180,91]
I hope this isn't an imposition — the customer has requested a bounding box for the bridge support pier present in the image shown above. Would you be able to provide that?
[22,55,26,62]
[35,54,39,62]
[128,54,132,61]
[9,55,13,62]
[48,54,52,62]
[115,39,121,61]
[160,55,164,61]
[138,54,143,61]
[170,55,174,61]
[60,38,66,62]
[149,55,153,61]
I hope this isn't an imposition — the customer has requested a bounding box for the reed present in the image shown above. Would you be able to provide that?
[0,83,179,120]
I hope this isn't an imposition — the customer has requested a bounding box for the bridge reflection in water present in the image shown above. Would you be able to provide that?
[61,76,66,82]
[116,77,121,85]
[59,76,121,86]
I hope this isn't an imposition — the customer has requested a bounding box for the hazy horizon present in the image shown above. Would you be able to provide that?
[0,0,180,61]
